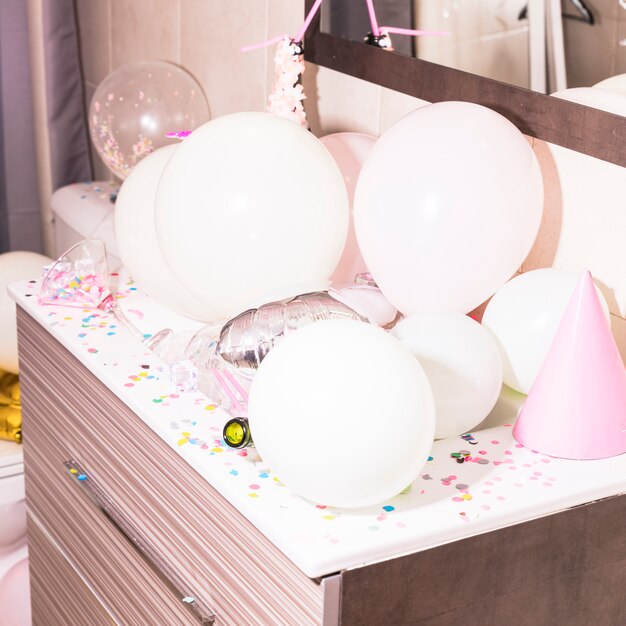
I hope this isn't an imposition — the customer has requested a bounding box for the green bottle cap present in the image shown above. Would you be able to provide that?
[223,417,253,449]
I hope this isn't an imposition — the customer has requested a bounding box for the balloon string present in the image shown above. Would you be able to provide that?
[365,0,381,36]
[380,26,450,37]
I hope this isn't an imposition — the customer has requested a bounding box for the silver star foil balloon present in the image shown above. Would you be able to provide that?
[216,291,368,370]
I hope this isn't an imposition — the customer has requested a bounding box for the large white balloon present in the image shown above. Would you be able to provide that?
[552,87,626,116]
[393,313,503,439]
[594,74,626,96]
[0,252,52,373]
[354,101,544,314]
[156,112,349,320]
[320,132,376,283]
[114,145,216,320]
[248,319,435,508]
[482,268,610,395]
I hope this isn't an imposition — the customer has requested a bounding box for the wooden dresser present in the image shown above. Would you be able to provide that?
[15,287,626,625]
[18,308,331,624]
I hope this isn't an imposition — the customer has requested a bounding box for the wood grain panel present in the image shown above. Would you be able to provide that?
[28,513,116,626]
[304,1,626,167]
[26,444,206,624]
[18,308,324,625]
[340,494,626,625]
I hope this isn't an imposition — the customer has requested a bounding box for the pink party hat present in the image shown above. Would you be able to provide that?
[513,270,626,459]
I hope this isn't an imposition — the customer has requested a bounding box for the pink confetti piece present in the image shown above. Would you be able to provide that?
[165,130,193,139]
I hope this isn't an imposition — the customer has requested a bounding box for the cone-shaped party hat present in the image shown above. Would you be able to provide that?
[513,270,626,459]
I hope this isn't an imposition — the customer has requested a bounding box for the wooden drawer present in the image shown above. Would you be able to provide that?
[26,453,208,623]
[18,308,325,625]
[23,306,626,625]
[28,512,115,625]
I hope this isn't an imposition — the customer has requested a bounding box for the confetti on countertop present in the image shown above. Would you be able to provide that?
[9,276,626,579]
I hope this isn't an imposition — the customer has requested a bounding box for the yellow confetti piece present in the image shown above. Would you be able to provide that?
[177,439,188,446]
[248,493,259,498]
[322,515,337,521]
[181,432,190,437]
[210,447,223,453]
[138,372,148,377]
[462,494,473,500]
[69,468,77,474]
[64,316,72,321]
[204,404,217,411]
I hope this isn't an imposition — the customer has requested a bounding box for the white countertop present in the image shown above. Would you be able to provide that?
[11,276,626,578]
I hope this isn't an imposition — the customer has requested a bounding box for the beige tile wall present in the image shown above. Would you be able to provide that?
[416,0,530,89]
[74,0,626,359]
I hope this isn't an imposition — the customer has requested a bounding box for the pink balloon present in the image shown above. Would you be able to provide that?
[320,133,376,283]
[0,559,31,626]
[354,102,543,314]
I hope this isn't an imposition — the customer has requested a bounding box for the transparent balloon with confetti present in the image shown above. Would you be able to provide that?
[89,61,210,180]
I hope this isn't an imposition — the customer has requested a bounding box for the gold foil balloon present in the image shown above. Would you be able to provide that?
[0,370,21,443]
[89,61,210,179]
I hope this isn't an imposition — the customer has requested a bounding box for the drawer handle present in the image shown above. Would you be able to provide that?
[64,460,216,625]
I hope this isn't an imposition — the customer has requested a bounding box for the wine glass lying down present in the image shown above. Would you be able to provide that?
[39,238,173,350]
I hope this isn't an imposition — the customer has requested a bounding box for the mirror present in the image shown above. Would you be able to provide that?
[305,0,626,166]
[320,0,626,94]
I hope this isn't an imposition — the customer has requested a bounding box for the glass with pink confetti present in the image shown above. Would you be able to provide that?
[40,239,109,309]
[40,239,172,349]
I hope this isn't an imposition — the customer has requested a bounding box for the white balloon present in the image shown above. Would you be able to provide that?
[114,145,216,320]
[393,313,502,439]
[354,101,544,314]
[594,74,626,97]
[0,252,52,373]
[552,87,626,117]
[156,112,349,320]
[248,319,435,508]
[482,268,611,395]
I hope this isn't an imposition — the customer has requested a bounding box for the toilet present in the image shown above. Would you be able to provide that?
[50,180,122,269]
[0,439,30,626]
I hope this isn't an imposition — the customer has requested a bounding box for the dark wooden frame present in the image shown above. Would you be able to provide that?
[304,0,626,167]
[339,493,626,624]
